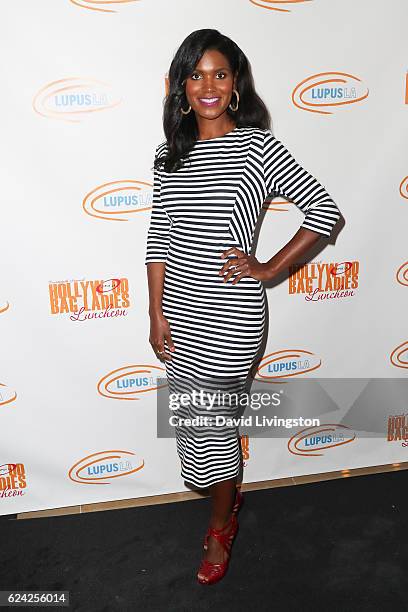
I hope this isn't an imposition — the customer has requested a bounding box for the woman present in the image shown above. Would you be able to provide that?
[145,29,341,585]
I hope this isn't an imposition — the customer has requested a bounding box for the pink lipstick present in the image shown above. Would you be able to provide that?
[198,97,221,107]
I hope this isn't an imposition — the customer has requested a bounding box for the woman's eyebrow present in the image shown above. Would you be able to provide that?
[193,66,231,72]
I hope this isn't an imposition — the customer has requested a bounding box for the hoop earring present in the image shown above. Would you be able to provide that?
[229,89,240,112]
[180,104,191,115]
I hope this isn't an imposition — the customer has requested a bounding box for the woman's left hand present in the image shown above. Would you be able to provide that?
[219,247,272,284]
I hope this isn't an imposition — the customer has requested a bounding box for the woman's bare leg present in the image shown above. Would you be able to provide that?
[200,477,237,566]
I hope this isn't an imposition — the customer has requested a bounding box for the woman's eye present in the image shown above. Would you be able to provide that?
[191,73,201,80]
[216,72,226,79]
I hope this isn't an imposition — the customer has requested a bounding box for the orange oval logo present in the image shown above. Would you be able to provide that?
[0,383,17,407]
[252,349,321,382]
[68,450,144,485]
[329,261,353,276]
[70,0,140,13]
[83,180,153,221]
[97,364,167,400]
[288,424,356,456]
[249,0,312,12]
[0,301,10,314]
[399,176,408,200]
[33,78,122,122]
[396,262,408,286]
[390,341,408,369]
[292,72,369,114]
[95,279,122,294]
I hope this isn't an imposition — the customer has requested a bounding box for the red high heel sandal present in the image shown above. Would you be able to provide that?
[197,512,239,585]
[203,488,243,551]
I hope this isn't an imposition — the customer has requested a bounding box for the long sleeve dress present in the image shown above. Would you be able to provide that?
[145,127,341,489]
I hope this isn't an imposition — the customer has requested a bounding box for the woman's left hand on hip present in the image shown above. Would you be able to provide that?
[219,247,270,284]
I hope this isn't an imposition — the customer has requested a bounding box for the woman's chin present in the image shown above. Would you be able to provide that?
[194,108,227,121]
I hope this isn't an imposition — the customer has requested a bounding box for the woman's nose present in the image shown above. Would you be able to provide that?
[202,75,217,91]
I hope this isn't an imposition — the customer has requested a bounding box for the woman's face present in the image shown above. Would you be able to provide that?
[184,49,235,122]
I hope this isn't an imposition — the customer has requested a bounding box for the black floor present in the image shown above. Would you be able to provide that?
[1,471,407,611]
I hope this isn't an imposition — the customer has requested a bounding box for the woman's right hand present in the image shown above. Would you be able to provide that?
[149,312,175,361]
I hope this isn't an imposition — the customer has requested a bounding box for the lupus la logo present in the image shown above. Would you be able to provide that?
[0,382,17,407]
[399,176,408,200]
[70,0,140,13]
[387,414,408,446]
[249,0,312,12]
[0,301,10,314]
[48,277,130,322]
[288,424,356,456]
[292,72,369,114]
[97,365,167,400]
[83,180,153,221]
[68,450,144,485]
[0,464,27,498]
[33,78,122,123]
[252,349,321,382]
[396,262,408,286]
[289,260,359,301]
[390,341,408,369]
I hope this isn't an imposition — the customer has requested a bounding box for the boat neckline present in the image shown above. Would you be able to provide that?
[195,126,241,143]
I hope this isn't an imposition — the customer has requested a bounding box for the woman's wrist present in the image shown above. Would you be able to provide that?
[260,260,279,282]
[149,306,164,318]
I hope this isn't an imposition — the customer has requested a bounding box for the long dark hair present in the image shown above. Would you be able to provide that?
[155,29,271,173]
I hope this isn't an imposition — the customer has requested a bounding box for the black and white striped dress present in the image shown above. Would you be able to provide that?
[145,127,340,488]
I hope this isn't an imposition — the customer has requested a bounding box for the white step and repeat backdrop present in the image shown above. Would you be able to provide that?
[1,0,407,515]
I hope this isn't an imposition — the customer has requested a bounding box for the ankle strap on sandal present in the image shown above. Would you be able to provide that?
[206,513,238,554]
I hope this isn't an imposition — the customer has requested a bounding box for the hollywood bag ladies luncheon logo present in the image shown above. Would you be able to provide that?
[83,180,153,221]
[249,0,312,12]
[68,450,144,485]
[97,365,167,400]
[33,78,122,122]
[387,414,408,446]
[48,277,130,322]
[252,349,321,382]
[292,72,369,114]
[288,260,360,301]
[0,464,27,498]
[69,0,140,13]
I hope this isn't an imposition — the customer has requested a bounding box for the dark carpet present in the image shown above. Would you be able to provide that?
[1,470,407,612]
